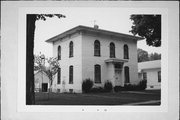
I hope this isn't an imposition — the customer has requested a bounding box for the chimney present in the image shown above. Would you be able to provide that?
[94,25,99,29]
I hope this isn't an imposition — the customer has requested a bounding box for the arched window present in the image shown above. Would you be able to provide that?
[94,40,100,56]
[124,44,129,59]
[57,68,61,84]
[57,45,61,60]
[69,66,73,84]
[69,41,73,57]
[110,42,115,58]
[94,64,101,83]
[124,66,130,83]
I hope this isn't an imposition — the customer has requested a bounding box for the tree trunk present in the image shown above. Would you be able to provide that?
[26,14,36,105]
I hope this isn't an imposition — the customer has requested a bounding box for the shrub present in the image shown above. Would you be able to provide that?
[90,87,105,93]
[114,86,125,92]
[138,80,147,90]
[82,78,93,93]
[104,80,113,92]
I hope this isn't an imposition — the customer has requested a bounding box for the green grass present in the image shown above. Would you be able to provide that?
[35,90,161,105]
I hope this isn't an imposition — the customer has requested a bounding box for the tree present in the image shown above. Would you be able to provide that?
[137,48,149,62]
[34,54,60,99]
[149,52,161,61]
[130,15,161,47]
[26,14,65,105]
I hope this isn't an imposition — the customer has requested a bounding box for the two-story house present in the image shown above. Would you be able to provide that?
[46,25,143,93]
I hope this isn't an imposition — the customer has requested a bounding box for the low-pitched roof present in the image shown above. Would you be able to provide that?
[46,25,144,43]
[138,60,161,72]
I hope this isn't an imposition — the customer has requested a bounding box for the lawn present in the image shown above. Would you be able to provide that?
[35,90,161,105]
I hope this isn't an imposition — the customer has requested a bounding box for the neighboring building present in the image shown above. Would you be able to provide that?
[46,25,143,93]
[138,60,161,90]
[34,71,50,92]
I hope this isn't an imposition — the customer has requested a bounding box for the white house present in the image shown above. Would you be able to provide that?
[34,71,50,92]
[46,25,143,93]
[138,60,161,90]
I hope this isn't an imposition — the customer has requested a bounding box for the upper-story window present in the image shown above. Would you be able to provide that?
[69,41,73,57]
[110,42,115,58]
[124,44,129,59]
[57,45,61,60]
[94,40,101,56]
[94,64,101,83]
[124,66,130,83]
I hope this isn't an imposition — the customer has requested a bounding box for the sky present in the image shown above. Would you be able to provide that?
[34,7,161,57]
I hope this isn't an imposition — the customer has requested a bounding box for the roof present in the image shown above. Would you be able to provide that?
[46,25,144,43]
[138,60,161,72]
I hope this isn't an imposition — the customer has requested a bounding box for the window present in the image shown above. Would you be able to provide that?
[110,42,115,58]
[57,89,60,93]
[57,45,61,60]
[124,44,129,59]
[124,66,130,83]
[69,41,73,57]
[143,72,147,81]
[69,89,73,93]
[69,66,73,84]
[94,64,101,83]
[57,68,61,84]
[94,40,101,56]
[158,71,161,82]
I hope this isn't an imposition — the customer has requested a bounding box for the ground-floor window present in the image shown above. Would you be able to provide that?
[69,66,73,84]
[94,64,101,83]
[57,68,61,84]
[124,66,130,83]
[158,71,161,82]
[143,72,147,81]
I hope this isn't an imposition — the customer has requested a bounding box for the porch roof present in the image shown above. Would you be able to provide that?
[104,58,128,63]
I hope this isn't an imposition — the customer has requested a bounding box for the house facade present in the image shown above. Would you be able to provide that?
[46,25,143,93]
[138,60,161,89]
[34,71,50,92]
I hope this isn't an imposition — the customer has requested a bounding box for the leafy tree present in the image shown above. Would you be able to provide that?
[34,54,60,99]
[137,48,149,62]
[130,15,161,47]
[149,52,161,61]
[26,14,65,105]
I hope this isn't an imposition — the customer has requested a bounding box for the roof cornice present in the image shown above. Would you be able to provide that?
[46,25,144,43]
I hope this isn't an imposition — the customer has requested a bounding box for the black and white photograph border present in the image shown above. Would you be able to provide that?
[1,1,179,120]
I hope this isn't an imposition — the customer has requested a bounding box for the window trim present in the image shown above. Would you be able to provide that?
[69,41,73,58]
[142,72,147,81]
[94,40,101,56]
[57,45,61,60]
[124,44,129,59]
[110,42,115,58]
[158,71,161,82]
[94,64,101,83]
[69,66,73,84]
[57,68,61,84]
[124,66,130,83]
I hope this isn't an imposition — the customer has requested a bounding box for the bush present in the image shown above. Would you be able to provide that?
[104,80,113,92]
[114,86,125,92]
[124,80,147,91]
[138,80,147,90]
[82,78,93,93]
[90,87,105,93]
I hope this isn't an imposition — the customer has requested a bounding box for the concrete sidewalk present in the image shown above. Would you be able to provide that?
[123,100,161,105]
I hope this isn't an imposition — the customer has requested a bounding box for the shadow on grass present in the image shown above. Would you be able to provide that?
[35,90,161,105]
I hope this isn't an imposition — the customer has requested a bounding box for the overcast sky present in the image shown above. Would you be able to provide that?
[34,7,161,57]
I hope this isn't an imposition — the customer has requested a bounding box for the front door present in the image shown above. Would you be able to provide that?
[115,69,122,86]
[42,83,48,92]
